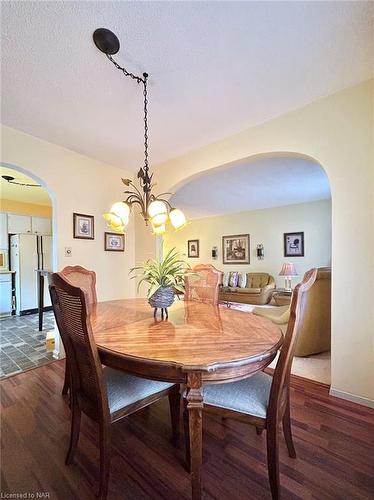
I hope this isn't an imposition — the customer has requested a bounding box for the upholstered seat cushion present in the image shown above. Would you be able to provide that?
[104,367,174,415]
[203,371,273,418]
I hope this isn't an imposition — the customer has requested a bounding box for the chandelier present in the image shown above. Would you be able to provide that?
[93,28,186,235]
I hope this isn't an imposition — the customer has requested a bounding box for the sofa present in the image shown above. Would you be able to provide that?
[219,272,275,305]
[253,267,331,356]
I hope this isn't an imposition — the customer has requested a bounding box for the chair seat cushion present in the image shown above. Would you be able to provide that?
[104,367,174,415]
[203,371,272,418]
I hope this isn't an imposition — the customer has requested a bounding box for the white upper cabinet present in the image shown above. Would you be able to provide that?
[7,214,32,234]
[0,213,8,248]
[31,216,52,235]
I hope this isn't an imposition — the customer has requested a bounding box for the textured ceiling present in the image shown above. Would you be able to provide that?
[0,166,52,206]
[1,1,373,171]
[171,156,331,218]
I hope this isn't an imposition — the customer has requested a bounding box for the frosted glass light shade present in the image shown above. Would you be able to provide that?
[111,202,130,221]
[152,222,166,235]
[169,208,186,229]
[148,200,167,219]
[103,212,128,230]
[151,213,168,226]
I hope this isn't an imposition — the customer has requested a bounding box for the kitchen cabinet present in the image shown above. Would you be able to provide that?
[0,273,13,317]
[31,216,52,235]
[7,214,32,234]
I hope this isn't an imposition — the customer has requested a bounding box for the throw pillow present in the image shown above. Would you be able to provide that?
[222,272,230,287]
[229,272,239,288]
[238,273,247,288]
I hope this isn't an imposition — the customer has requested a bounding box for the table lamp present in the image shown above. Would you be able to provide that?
[279,262,298,291]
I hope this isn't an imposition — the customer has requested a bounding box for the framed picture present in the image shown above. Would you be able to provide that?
[284,232,304,257]
[188,239,199,258]
[105,232,125,252]
[73,213,94,240]
[222,234,250,264]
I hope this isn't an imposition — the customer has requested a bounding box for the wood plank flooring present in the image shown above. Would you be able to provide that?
[1,360,373,500]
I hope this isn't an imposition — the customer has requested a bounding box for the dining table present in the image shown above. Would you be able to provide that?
[91,298,283,500]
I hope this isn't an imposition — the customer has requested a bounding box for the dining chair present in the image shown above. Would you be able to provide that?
[184,268,318,499]
[49,272,180,500]
[59,265,97,395]
[184,264,222,306]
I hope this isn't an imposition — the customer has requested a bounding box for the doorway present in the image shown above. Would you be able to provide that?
[0,165,55,378]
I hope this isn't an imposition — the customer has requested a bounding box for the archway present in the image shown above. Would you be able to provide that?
[0,162,59,378]
[163,152,332,385]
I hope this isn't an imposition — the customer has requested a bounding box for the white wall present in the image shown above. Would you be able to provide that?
[1,125,136,301]
[153,80,374,406]
[164,200,331,287]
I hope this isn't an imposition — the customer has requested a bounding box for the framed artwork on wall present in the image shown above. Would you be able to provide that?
[284,232,304,257]
[105,232,125,251]
[73,213,94,240]
[188,239,199,258]
[222,234,250,264]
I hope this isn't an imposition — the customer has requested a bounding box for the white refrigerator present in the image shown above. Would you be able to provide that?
[10,234,52,315]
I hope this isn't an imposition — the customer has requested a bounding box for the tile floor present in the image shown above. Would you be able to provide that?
[0,311,55,379]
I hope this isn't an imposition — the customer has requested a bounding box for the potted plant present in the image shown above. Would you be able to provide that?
[130,248,193,316]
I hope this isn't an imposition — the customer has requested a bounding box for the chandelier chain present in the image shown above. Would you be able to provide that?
[106,54,149,175]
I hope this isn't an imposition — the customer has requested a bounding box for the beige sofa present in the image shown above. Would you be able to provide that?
[253,267,331,356]
[219,272,275,305]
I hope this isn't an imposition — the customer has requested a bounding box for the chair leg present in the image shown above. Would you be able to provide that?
[183,398,191,472]
[168,389,181,447]
[266,423,280,500]
[65,398,81,465]
[98,422,111,500]
[62,360,70,395]
[282,401,296,458]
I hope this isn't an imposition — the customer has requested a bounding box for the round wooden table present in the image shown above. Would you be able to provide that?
[91,298,283,500]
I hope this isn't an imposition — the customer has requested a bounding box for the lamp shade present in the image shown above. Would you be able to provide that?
[111,201,130,221]
[148,200,167,219]
[169,208,186,229]
[279,262,298,277]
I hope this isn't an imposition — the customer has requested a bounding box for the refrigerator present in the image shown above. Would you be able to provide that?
[10,234,52,315]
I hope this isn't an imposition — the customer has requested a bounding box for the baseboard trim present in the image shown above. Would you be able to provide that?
[329,387,374,409]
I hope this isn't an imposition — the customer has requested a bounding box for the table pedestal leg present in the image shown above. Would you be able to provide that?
[186,372,203,500]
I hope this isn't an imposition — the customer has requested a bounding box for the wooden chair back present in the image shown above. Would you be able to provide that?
[49,272,109,422]
[267,268,318,421]
[61,265,97,305]
[184,264,222,306]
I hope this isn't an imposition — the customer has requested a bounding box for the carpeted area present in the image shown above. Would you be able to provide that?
[219,301,331,385]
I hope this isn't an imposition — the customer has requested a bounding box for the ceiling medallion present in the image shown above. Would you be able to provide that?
[93,28,186,235]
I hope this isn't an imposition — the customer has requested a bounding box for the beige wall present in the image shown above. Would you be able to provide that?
[155,80,374,405]
[0,198,52,217]
[1,125,136,302]
[164,200,331,287]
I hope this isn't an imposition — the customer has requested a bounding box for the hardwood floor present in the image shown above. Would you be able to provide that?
[1,360,373,500]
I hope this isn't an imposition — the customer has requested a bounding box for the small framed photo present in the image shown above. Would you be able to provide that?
[284,232,304,257]
[222,234,250,264]
[105,232,125,252]
[188,239,199,258]
[73,213,94,240]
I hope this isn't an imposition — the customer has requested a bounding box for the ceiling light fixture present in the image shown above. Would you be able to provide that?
[93,28,186,235]
[1,175,41,187]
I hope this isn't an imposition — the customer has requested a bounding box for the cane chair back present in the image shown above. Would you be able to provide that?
[49,272,109,421]
[61,265,97,305]
[184,264,222,306]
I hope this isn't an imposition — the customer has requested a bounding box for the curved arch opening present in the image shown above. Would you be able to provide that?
[164,151,332,386]
[0,162,59,376]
